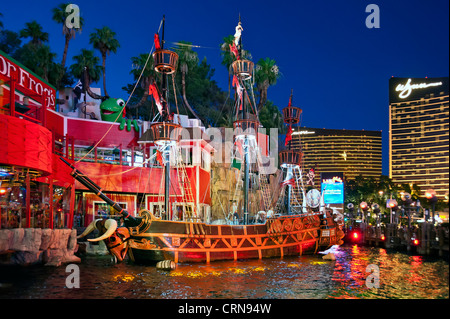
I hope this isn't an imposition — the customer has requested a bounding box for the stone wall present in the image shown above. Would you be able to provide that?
[0,228,80,266]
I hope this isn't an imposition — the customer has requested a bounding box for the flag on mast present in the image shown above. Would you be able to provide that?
[285,125,293,146]
[154,34,161,50]
[149,83,164,115]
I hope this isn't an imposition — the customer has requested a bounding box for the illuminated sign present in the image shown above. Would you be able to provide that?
[292,130,315,136]
[0,52,56,109]
[395,78,443,99]
[322,176,343,184]
[321,172,344,204]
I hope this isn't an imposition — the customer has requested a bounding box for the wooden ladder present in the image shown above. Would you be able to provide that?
[176,148,197,220]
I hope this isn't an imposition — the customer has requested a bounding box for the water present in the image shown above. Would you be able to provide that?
[0,245,448,299]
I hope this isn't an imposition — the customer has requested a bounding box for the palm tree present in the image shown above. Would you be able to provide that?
[70,49,103,99]
[19,21,49,46]
[175,41,206,123]
[258,100,285,132]
[34,45,57,82]
[255,58,280,112]
[13,42,55,82]
[51,3,84,76]
[220,35,237,71]
[130,53,156,89]
[124,53,156,116]
[0,30,22,55]
[89,26,120,97]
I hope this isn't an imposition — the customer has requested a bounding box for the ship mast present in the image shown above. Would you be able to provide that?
[279,90,304,215]
[160,16,171,216]
[138,16,181,220]
[230,16,257,225]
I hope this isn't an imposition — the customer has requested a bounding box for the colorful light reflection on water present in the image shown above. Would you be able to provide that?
[0,245,448,299]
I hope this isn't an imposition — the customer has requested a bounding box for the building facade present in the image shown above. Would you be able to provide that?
[389,77,449,199]
[0,49,214,229]
[290,127,382,186]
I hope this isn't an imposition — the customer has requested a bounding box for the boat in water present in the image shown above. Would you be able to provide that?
[66,17,345,264]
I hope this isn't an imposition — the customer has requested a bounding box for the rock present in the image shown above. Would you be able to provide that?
[1,228,81,266]
[67,229,78,251]
[22,228,42,252]
[322,253,336,260]
[39,228,53,251]
[10,228,24,251]
[0,229,12,252]
[11,251,43,266]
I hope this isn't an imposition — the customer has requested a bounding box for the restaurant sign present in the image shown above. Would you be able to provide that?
[0,51,56,109]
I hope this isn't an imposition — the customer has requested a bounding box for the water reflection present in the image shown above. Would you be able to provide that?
[0,245,448,299]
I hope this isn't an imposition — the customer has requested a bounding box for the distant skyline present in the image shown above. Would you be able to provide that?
[2,0,449,175]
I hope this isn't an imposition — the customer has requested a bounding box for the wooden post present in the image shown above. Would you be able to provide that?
[438,226,444,257]
[119,144,123,165]
[68,184,75,229]
[25,172,31,228]
[406,227,411,252]
[49,179,54,229]
[65,134,69,158]
[420,223,426,254]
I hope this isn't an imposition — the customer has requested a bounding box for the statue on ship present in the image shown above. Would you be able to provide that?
[100,97,140,132]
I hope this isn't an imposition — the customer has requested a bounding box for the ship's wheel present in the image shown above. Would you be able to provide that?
[306,189,321,208]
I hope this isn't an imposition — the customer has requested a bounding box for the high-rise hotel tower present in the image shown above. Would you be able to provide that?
[290,127,382,186]
[389,77,449,199]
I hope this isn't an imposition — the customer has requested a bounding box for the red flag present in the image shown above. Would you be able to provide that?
[285,125,293,146]
[280,178,295,187]
[232,75,243,109]
[154,34,161,50]
[149,83,163,115]
[229,43,239,60]
[156,150,164,166]
[235,140,243,156]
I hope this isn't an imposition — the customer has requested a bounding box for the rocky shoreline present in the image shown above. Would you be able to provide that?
[0,228,80,266]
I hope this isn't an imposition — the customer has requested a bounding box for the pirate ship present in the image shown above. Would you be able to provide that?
[68,17,344,264]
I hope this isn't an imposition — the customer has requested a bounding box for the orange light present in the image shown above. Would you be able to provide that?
[389,202,396,208]
[413,239,419,245]
[0,188,6,195]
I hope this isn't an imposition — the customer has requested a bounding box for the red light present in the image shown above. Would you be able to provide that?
[0,189,6,195]
[353,232,359,239]
[381,235,385,241]
[413,239,419,246]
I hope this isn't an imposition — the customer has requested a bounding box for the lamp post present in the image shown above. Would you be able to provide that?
[360,201,369,223]
[401,192,412,228]
[386,199,398,224]
[425,189,438,224]
[347,203,354,220]
[371,203,380,226]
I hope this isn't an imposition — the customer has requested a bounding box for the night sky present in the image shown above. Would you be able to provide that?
[2,0,449,175]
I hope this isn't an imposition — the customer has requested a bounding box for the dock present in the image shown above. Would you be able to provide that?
[344,222,449,258]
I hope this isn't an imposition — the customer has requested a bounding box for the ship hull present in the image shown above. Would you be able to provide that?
[124,212,341,264]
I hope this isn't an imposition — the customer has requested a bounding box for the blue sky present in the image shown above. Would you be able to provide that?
[2,0,449,175]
